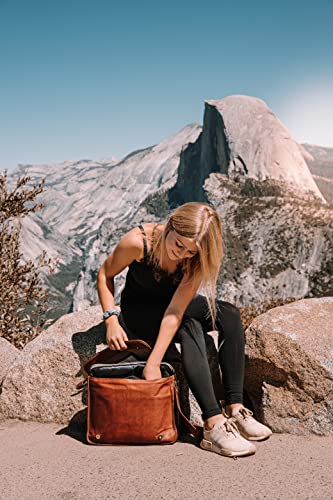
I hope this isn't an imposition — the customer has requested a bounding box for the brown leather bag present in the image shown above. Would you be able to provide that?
[77,340,200,445]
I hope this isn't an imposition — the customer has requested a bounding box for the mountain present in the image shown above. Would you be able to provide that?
[8,95,332,323]
[11,126,202,319]
[300,144,333,204]
[203,97,325,201]
[206,173,332,304]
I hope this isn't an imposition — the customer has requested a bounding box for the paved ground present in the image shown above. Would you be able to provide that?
[0,420,332,500]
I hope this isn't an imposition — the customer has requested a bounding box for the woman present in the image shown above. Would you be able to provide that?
[97,202,272,458]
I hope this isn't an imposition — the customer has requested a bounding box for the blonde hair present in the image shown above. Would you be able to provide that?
[149,202,224,330]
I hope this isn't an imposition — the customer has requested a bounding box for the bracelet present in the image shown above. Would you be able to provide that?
[102,309,121,321]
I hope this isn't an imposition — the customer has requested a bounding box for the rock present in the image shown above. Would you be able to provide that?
[244,297,333,435]
[0,306,222,429]
[0,306,104,423]
[0,338,20,386]
[3,296,332,435]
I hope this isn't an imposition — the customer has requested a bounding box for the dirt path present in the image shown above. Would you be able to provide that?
[0,420,332,500]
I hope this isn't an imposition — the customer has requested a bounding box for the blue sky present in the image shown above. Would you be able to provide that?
[1,0,332,171]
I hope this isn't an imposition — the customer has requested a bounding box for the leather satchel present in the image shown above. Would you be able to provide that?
[77,340,201,445]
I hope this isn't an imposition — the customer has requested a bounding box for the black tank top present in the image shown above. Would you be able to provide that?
[120,224,184,310]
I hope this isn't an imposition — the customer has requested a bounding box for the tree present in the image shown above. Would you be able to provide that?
[0,169,55,348]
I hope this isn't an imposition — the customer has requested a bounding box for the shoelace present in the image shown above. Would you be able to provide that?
[237,407,254,420]
[215,419,240,438]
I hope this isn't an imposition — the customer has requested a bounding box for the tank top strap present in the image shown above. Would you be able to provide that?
[138,224,148,262]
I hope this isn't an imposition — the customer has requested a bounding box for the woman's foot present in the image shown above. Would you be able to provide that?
[201,415,256,458]
[222,402,272,441]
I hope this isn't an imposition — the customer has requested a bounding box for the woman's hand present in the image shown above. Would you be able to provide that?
[142,362,162,380]
[106,318,128,350]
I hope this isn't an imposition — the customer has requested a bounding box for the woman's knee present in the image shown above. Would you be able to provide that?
[177,317,204,341]
[177,317,208,358]
[216,300,244,335]
[216,300,241,320]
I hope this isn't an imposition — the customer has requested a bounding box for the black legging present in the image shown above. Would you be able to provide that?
[119,294,245,421]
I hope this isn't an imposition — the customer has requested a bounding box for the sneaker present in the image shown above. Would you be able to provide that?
[200,418,256,458]
[222,404,272,441]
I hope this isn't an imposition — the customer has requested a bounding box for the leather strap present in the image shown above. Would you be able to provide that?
[174,384,202,440]
[138,225,148,263]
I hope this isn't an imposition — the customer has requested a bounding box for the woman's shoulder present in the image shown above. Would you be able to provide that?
[139,222,165,245]
[115,227,144,261]
[131,222,165,262]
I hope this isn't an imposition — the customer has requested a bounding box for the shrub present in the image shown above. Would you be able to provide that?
[0,170,55,348]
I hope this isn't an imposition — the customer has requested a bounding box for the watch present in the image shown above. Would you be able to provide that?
[102,309,121,321]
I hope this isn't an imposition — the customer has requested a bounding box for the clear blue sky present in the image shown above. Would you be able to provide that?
[1,0,332,171]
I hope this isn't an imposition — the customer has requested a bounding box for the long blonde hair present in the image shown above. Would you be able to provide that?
[149,202,224,330]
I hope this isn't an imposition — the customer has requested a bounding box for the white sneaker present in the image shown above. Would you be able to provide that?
[223,404,272,441]
[200,418,256,458]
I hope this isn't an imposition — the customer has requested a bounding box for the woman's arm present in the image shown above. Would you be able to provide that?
[143,272,202,379]
[97,228,142,350]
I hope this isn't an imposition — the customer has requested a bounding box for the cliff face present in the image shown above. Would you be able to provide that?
[11,124,202,314]
[9,95,332,321]
[11,121,201,241]
[11,158,119,238]
[301,144,333,204]
[169,103,229,205]
[205,174,332,304]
